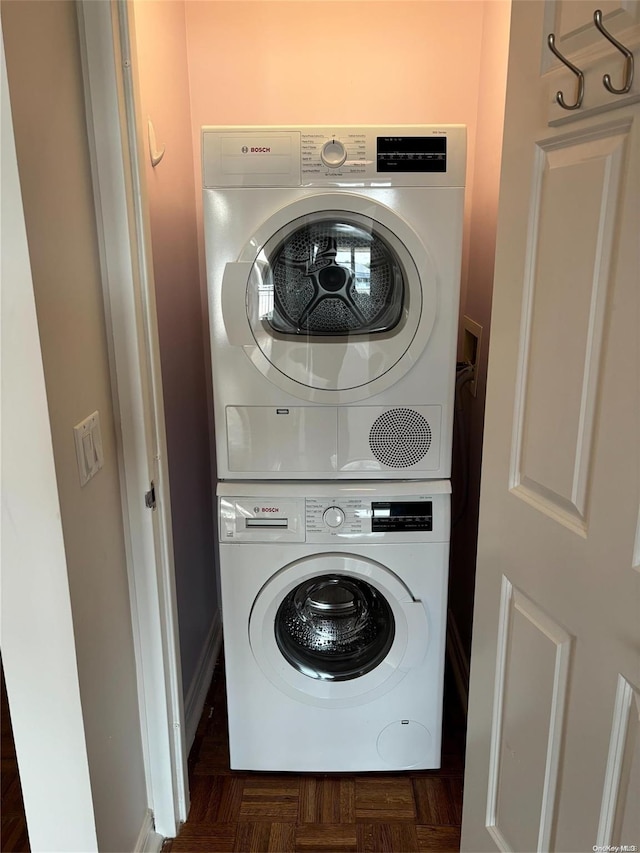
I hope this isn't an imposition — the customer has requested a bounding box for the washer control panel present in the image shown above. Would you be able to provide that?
[306,497,433,537]
[219,487,449,544]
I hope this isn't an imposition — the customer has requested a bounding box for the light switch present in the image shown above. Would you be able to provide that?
[73,410,104,486]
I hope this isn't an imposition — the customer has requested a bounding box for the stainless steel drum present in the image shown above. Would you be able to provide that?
[266,218,405,336]
[275,574,395,681]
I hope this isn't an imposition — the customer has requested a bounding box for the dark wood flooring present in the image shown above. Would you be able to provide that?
[1,662,30,853]
[0,657,465,853]
[164,660,465,853]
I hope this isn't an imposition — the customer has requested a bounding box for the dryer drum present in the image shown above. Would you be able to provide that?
[275,574,395,681]
[265,219,405,336]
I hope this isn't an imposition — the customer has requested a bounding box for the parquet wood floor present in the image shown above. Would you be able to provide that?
[164,661,465,853]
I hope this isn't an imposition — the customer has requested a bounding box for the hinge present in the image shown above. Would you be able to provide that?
[145,481,156,510]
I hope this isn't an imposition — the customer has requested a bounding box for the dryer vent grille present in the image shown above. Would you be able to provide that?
[369,408,432,468]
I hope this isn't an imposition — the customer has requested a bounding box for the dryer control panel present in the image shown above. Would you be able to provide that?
[202,125,466,189]
[219,483,450,544]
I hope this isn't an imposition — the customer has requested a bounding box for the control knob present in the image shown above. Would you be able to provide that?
[321,139,347,169]
[323,506,345,528]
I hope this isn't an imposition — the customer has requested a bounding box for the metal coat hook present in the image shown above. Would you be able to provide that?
[547,33,585,110]
[593,9,634,95]
[148,118,166,168]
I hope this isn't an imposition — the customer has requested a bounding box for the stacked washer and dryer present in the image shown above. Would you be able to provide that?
[203,126,466,772]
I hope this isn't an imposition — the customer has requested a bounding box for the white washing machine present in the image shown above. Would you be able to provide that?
[203,125,466,480]
[218,480,450,772]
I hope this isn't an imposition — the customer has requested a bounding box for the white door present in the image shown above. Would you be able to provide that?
[462,2,640,851]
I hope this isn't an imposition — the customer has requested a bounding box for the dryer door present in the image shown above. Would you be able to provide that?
[223,193,437,404]
[248,553,429,708]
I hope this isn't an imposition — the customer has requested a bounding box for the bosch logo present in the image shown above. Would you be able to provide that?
[251,146,271,153]
[260,507,279,513]
[241,146,249,153]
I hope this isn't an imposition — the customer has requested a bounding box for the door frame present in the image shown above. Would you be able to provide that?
[76,0,188,837]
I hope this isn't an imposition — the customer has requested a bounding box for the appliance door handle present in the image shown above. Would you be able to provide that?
[400,600,429,669]
[221,262,253,346]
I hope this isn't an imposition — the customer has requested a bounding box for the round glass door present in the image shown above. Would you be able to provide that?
[243,205,434,396]
[274,574,395,681]
[248,553,428,707]
[264,219,404,337]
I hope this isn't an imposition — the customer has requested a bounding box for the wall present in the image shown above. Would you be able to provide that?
[185,1,485,126]
[184,0,487,306]
[2,2,149,850]
[449,0,511,664]
[131,0,219,710]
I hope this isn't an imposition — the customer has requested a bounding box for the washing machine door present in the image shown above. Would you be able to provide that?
[222,194,437,404]
[248,553,429,708]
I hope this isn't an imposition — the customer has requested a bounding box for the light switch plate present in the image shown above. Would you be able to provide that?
[73,410,104,487]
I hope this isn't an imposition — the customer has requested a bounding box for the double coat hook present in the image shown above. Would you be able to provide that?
[548,9,635,111]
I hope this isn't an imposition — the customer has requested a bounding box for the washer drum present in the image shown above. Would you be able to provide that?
[275,574,395,681]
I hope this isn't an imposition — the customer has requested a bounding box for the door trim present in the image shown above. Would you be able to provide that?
[76,0,187,835]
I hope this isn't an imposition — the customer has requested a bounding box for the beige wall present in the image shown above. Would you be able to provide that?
[2,2,148,849]
[131,0,218,701]
[184,0,487,308]
[184,1,485,125]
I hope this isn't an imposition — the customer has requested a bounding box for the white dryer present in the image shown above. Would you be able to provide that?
[203,125,466,480]
[218,480,450,772]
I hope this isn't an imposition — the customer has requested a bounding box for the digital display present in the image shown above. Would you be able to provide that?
[371,501,433,531]
[377,136,447,173]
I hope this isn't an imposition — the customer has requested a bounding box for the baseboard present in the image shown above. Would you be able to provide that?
[446,609,470,718]
[134,810,163,852]
[184,611,222,753]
